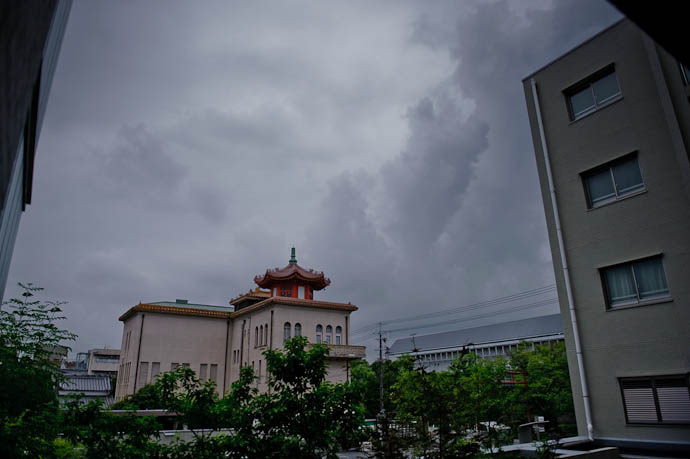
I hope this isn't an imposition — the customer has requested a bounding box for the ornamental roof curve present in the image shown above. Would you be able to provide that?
[254,263,331,290]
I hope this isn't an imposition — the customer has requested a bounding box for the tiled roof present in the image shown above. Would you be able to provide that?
[388,314,564,355]
[229,288,271,305]
[254,263,330,290]
[59,374,112,392]
[231,296,357,318]
[119,301,234,321]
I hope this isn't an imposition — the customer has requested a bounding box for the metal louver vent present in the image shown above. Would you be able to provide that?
[657,379,690,422]
[622,386,658,423]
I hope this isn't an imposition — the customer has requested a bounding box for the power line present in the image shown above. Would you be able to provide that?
[350,284,555,336]
[382,297,558,335]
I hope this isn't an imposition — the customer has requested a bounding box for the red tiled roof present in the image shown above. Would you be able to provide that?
[254,263,330,290]
[229,288,271,305]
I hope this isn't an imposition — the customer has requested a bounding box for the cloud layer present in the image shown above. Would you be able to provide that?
[6,0,621,355]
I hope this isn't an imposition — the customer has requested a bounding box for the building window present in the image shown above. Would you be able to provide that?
[260,325,264,347]
[566,65,621,120]
[209,364,218,384]
[294,323,302,337]
[601,255,669,308]
[138,362,148,388]
[582,153,644,208]
[264,323,269,345]
[326,325,332,344]
[255,326,259,347]
[200,363,208,382]
[316,324,323,344]
[335,326,342,345]
[280,287,291,297]
[298,286,305,299]
[171,362,178,371]
[151,362,160,381]
[620,375,690,424]
[283,322,291,343]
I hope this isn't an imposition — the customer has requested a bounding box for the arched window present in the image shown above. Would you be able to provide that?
[265,323,269,345]
[326,325,333,344]
[255,327,258,347]
[335,326,342,345]
[283,322,291,343]
[316,324,323,344]
[259,325,263,347]
[294,323,302,337]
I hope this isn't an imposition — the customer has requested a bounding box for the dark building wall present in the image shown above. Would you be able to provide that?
[0,0,58,207]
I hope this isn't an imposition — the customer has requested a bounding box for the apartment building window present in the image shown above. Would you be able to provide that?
[335,326,342,345]
[620,375,690,424]
[601,255,669,308]
[316,324,323,344]
[566,65,621,120]
[582,153,644,208]
[326,325,332,344]
[294,322,302,337]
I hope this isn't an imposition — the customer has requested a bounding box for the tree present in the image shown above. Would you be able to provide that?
[231,336,365,458]
[65,336,366,458]
[0,283,76,457]
[509,342,575,434]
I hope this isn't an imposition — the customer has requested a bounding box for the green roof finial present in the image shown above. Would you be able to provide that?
[289,247,297,264]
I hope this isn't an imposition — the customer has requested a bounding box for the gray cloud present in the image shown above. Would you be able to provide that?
[6,0,621,355]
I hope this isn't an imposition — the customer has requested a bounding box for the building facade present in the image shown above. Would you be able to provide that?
[388,314,564,372]
[115,250,366,401]
[0,0,72,299]
[523,19,690,452]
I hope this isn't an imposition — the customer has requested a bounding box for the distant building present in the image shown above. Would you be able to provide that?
[87,348,120,377]
[523,19,690,452]
[388,314,564,372]
[115,249,366,401]
[0,1,72,299]
[58,373,113,407]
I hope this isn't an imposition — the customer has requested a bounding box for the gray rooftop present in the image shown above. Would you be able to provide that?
[148,300,234,313]
[59,374,112,393]
[388,314,563,355]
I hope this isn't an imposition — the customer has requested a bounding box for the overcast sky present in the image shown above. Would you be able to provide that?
[6,0,622,356]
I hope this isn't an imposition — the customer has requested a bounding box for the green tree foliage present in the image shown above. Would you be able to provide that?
[350,358,405,418]
[0,283,76,457]
[509,341,575,434]
[65,336,365,458]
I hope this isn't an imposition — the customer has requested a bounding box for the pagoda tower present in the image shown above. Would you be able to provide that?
[254,248,330,300]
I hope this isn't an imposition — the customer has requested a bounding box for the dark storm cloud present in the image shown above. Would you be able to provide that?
[6,0,621,354]
[309,0,622,351]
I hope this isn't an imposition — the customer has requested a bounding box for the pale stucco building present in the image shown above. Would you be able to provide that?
[115,250,366,400]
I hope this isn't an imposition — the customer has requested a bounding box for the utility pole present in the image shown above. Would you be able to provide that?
[378,322,384,415]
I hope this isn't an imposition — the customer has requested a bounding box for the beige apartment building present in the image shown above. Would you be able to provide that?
[523,19,690,453]
[115,249,365,400]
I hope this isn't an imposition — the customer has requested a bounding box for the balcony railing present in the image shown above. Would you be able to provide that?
[306,343,365,359]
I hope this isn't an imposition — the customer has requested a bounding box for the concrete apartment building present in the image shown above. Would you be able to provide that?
[87,348,120,377]
[523,19,690,452]
[115,250,366,401]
